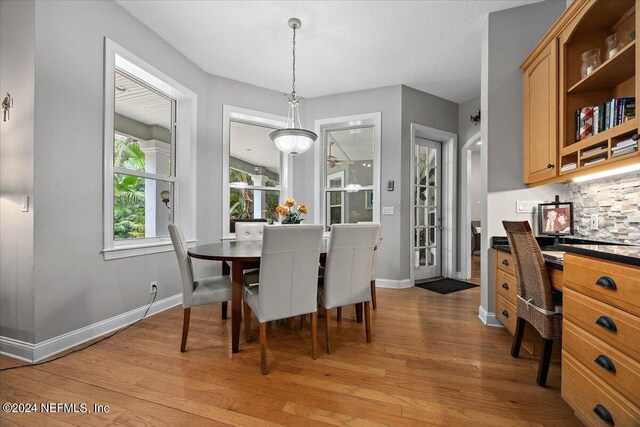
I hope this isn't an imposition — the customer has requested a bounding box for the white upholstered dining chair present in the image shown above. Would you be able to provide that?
[319,223,380,353]
[358,221,382,310]
[168,223,232,352]
[235,222,265,241]
[242,224,324,374]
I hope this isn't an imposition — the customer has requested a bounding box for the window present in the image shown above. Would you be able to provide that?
[103,39,197,260]
[316,115,380,231]
[222,106,289,237]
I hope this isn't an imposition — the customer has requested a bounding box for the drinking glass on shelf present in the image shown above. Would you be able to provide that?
[605,34,621,60]
[581,49,601,78]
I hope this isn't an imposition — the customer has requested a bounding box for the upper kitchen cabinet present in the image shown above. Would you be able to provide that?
[522,0,639,186]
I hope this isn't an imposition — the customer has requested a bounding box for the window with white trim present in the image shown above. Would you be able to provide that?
[103,39,198,260]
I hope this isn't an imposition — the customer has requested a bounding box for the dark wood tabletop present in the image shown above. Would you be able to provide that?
[188,240,329,261]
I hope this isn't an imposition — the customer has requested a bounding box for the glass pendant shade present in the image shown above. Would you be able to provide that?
[269,98,317,156]
[345,184,362,193]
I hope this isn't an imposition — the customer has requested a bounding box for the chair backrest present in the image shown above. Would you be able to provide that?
[258,224,324,321]
[230,218,267,233]
[168,223,195,307]
[502,221,553,311]
[323,223,381,309]
[471,221,481,236]
[235,222,264,241]
[358,221,382,280]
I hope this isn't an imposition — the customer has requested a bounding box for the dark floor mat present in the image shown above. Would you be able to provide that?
[415,278,478,294]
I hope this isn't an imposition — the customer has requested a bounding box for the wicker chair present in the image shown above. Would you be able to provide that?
[502,221,562,387]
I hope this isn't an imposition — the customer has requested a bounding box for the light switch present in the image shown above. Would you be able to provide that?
[382,206,394,215]
[21,196,29,212]
[590,213,599,230]
[516,200,542,213]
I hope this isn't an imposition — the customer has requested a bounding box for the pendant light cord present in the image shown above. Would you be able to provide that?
[292,25,296,99]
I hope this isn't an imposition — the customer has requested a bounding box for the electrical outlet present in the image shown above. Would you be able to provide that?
[150,281,158,294]
[590,213,599,230]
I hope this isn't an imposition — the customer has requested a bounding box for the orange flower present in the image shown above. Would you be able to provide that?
[298,203,308,214]
[280,206,289,215]
[284,198,296,207]
[275,205,284,214]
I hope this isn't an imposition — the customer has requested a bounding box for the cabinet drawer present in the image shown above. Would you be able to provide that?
[565,253,640,316]
[562,352,640,427]
[496,294,516,334]
[496,251,515,275]
[564,320,640,407]
[496,268,517,305]
[565,288,640,360]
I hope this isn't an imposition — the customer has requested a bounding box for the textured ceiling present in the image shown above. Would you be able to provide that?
[116,0,542,103]
[115,72,172,130]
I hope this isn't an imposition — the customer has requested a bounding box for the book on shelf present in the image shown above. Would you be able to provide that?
[575,97,635,142]
[612,146,638,158]
[561,162,577,172]
[581,145,606,156]
[613,137,638,150]
[584,156,606,166]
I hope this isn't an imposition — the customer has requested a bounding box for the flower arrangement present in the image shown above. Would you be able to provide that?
[274,199,308,224]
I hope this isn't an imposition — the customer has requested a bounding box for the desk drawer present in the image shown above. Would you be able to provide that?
[496,294,516,334]
[565,288,640,360]
[564,320,640,407]
[562,351,640,427]
[565,253,640,316]
[496,251,515,275]
[496,268,517,305]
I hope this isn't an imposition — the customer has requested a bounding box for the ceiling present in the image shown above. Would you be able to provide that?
[115,72,172,129]
[327,127,374,161]
[115,0,541,103]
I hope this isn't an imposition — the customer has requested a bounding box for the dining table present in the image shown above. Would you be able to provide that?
[188,240,334,353]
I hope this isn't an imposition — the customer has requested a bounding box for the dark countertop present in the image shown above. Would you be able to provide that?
[491,236,639,269]
[556,244,640,267]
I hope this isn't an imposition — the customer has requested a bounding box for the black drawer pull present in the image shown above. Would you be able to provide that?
[502,259,510,266]
[595,316,617,332]
[593,404,614,425]
[501,283,509,290]
[594,354,616,373]
[547,163,554,169]
[501,310,509,318]
[596,276,617,290]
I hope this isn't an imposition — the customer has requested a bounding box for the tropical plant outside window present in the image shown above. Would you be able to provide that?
[228,121,282,228]
[113,70,175,241]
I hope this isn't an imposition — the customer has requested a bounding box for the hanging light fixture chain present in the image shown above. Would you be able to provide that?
[292,24,296,99]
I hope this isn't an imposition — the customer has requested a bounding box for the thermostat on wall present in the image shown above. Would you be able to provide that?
[387,180,394,191]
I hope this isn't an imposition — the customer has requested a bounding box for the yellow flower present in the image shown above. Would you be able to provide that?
[280,206,289,215]
[284,198,296,207]
[298,203,308,214]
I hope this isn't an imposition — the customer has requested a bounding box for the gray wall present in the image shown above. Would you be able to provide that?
[300,86,403,280]
[22,0,285,343]
[470,151,482,221]
[480,0,566,316]
[0,0,36,343]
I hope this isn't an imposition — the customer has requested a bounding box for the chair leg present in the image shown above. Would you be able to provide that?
[300,314,306,329]
[311,312,318,360]
[243,301,252,342]
[325,308,331,354]
[289,317,296,330]
[260,322,268,375]
[511,318,525,358]
[355,303,363,323]
[337,307,342,321]
[370,280,377,310]
[537,339,554,387]
[364,301,372,343]
[180,308,191,353]
[221,301,228,319]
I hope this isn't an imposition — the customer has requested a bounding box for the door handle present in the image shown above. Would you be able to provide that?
[596,276,617,290]
[501,283,509,290]
[592,404,614,425]
[595,316,617,332]
[594,354,616,373]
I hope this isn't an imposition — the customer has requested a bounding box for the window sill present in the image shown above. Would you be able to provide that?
[103,239,197,260]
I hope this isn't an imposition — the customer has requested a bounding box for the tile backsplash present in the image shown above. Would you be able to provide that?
[564,171,640,244]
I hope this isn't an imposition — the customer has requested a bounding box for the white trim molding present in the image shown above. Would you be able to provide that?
[375,278,412,289]
[478,305,504,328]
[459,131,482,280]
[103,38,197,260]
[409,124,458,284]
[0,294,182,363]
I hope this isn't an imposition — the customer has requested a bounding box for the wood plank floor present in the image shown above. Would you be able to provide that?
[0,285,579,426]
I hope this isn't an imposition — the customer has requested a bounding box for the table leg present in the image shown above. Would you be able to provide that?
[231,260,244,353]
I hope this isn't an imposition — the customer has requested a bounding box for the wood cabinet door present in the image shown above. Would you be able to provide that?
[523,39,558,184]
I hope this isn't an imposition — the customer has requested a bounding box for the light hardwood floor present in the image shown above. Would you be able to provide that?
[0,284,579,426]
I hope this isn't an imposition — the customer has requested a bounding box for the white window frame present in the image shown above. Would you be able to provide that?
[314,112,382,233]
[103,38,198,260]
[222,105,290,239]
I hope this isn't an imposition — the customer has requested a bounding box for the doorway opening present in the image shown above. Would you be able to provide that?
[460,131,482,284]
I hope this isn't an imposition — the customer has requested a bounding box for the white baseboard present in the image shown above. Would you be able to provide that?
[478,305,504,327]
[0,294,182,364]
[375,278,412,289]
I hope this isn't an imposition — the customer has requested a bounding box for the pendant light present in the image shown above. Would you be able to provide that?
[269,18,317,156]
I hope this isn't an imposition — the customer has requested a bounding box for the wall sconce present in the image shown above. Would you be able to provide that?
[160,190,171,209]
[470,109,481,126]
[2,92,14,122]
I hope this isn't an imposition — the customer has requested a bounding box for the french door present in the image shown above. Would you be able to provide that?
[413,137,442,280]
